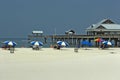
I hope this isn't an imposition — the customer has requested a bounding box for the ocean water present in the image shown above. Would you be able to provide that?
[0,38,52,48]
[0,38,115,48]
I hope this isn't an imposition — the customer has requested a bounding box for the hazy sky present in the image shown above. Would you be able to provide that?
[0,0,120,38]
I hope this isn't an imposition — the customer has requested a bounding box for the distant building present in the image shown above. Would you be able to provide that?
[32,30,43,36]
[86,19,120,35]
[65,29,75,35]
[28,30,44,41]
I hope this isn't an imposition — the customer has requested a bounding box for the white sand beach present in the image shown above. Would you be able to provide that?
[0,48,120,80]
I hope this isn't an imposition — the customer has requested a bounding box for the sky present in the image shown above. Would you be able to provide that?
[0,0,120,38]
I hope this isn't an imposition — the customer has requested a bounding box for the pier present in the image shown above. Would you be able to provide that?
[28,19,120,47]
[28,34,120,47]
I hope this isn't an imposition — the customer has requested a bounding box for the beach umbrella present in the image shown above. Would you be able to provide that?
[94,38,104,42]
[57,41,69,47]
[94,38,104,47]
[3,41,17,46]
[102,41,112,46]
[31,41,43,46]
[81,40,92,47]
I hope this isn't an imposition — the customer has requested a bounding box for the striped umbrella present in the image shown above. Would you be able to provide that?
[94,38,104,42]
[31,41,43,46]
[57,41,69,47]
[3,41,17,46]
[102,41,112,46]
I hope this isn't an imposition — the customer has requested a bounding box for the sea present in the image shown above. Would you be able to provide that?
[0,38,52,48]
[0,38,116,48]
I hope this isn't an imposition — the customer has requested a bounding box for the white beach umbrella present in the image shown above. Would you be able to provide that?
[31,41,43,46]
[102,41,112,45]
[57,41,69,47]
[3,41,17,46]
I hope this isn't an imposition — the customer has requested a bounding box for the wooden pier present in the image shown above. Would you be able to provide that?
[28,34,120,47]
[28,19,120,47]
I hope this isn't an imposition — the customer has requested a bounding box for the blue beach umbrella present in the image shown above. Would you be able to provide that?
[81,40,92,47]
[102,41,112,46]
[31,41,43,46]
[3,41,17,46]
[57,41,69,47]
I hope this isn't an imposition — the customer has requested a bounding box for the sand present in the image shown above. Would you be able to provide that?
[0,48,120,80]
